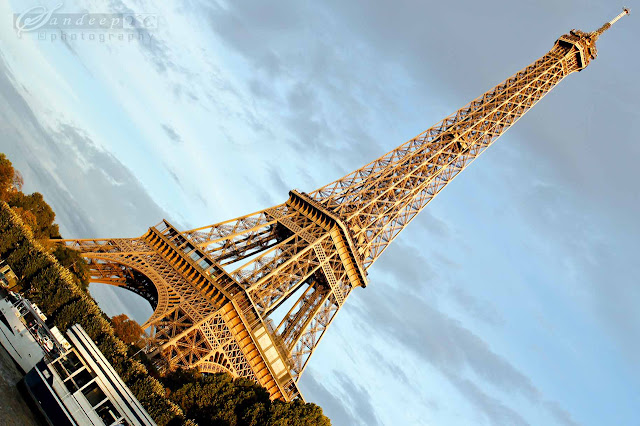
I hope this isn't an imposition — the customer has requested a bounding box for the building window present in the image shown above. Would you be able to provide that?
[50,350,83,381]
[69,367,94,391]
[81,381,108,408]
[51,350,96,393]
[94,400,128,426]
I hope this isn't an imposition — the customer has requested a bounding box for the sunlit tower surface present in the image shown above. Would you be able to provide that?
[60,10,629,400]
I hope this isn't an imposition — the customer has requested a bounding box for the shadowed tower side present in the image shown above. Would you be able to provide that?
[58,10,629,401]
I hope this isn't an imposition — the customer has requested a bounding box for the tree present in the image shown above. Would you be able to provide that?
[11,206,37,230]
[111,314,145,346]
[162,367,203,392]
[0,153,61,238]
[51,245,90,290]
[162,370,332,426]
[0,153,14,198]
[54,297,96,331]
[6,191,60,239]
[0,155,23,200]
[268,399,331,426]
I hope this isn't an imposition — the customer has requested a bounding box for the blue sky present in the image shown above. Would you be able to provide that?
[1,1,639,425]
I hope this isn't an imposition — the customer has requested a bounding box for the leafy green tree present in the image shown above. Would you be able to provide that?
[33,283,76,317]
[20,254,51,282]
[5,243,36,274]
[51,245,90,290]
[162,368,203,392]
[28,263,61,295]
[0,227,30,258]
[6,191,60,239]
[163,370,331,426]
[268,399,331,426]
[53,298,94,331]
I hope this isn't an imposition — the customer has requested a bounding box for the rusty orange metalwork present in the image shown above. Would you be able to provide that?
[58,10,629,401]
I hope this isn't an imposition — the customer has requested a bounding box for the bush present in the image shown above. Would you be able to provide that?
[35,286,77,318]
[20,254,51,281]
[0,228,29,258]
[51,245,90,290]
[52,298,95,332]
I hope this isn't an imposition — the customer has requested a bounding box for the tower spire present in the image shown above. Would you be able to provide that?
[562,8,630,70]
[592,7,630,39]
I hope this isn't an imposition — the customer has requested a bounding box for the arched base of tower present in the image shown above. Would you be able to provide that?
[86,259,160,311]
[57,228,303,402]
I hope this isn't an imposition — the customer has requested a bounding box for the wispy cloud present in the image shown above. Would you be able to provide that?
[2,0,638,425]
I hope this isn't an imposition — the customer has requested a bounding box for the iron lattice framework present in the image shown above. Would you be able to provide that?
[58,11,628,401]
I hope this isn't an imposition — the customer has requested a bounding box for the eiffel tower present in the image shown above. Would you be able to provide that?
[60,10,629,401]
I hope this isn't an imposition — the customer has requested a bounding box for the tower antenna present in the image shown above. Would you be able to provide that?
[593,7,630,38]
